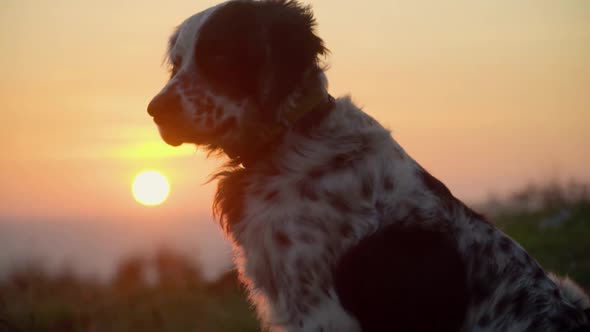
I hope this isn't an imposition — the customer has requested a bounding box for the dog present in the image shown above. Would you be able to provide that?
[147,1,590,331]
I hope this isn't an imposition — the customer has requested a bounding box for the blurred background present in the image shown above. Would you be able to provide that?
[0,0,588,331]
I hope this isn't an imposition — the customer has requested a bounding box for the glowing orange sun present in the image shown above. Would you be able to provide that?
[132,170,170,206]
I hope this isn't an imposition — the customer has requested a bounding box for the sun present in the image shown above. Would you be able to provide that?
[132,170,170,206]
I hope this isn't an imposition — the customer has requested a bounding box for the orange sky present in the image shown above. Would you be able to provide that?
[0,0,589,277]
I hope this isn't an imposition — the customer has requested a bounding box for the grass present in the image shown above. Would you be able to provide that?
[0,255,259,332]
[1,202,588,331]
[494,202,590,289]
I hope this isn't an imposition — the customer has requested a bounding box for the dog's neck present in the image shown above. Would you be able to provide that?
[224,80,335,168]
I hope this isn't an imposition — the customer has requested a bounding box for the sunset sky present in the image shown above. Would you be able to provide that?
[0,0,589,278]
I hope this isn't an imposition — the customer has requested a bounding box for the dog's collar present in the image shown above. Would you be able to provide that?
[226,90,335,167]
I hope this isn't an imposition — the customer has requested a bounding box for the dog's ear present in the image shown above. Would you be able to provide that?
[254,0,328,118]
[197,0,327,117]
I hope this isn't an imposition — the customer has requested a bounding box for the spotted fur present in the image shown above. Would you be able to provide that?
[147,1,590,331]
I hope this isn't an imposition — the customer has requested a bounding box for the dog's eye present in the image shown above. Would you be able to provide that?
[169,66,179,78]
[168,57,182,78]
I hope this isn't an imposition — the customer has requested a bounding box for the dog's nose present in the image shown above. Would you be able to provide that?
[147,92,181,117]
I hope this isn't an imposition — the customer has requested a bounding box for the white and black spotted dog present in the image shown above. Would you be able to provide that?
[147,1,590,331]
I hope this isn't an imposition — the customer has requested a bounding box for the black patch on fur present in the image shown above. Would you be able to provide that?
[309,295,321,307]
[508,270,521,284]
[534,267,546,281]
[478,314,491,327]
[482,242,494,257]
[571,325,590,332]
[464,204,487,223]
[375,200,385,216]
[471,279,493,305]
[308,167,325,180]
[339,224,354,239]
[499,236,513,253]
[470,241,482,253]
[326,153,359,173]
[526,320,543,331]
[306,149,365,183]
[298,180,319,201]
[295,301,310,316]
[333,222,468,332]
[512,288,530,319]
[319,277,331,297]
[274,230,292,249]
[494,294,512,317]
[549,316,571,331]
[327,154,349,170]
[196,0,327,115]
[418,167,452,200]
[466,239,504,307]
[361,174,374,199]
[325,191,351,213]
[324,243,337,259]
[298,270,311,286]
[383,175,394,191]
[264,190,279,201]
[292,95,336,136]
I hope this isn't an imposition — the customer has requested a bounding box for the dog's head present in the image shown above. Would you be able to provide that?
[147,0,327,157]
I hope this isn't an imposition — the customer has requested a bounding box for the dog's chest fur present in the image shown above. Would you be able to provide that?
[216,98,585,331]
